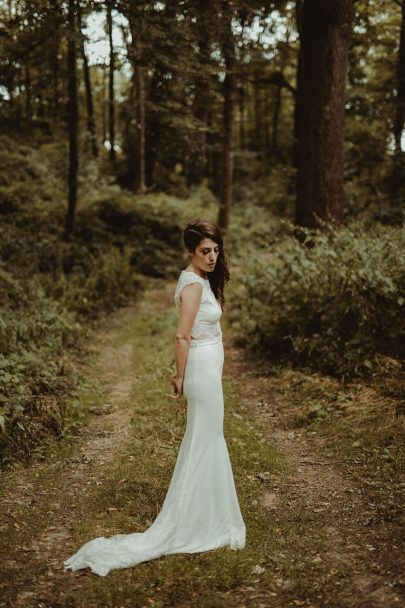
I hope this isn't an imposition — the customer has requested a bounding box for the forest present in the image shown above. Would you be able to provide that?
[0,0,404,606]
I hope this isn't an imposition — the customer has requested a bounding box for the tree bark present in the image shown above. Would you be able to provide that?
[133,46,146,193]
[270,31,291,158]
[239,79,246,151]
[390,0,405,200]
[295,0,355,228]
[271,84,282,154]
[78,8,98,157]
[101,63,107,146]
[191,0,211,183]
[253,69,263,159]
[65,0,79,235]
[24,63,31,122]
[129,11,146,194]
[107,0,116,162]
[218,0,236,232]
[49,0,60,121]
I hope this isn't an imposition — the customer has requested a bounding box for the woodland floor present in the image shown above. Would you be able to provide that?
[0,277,404,608]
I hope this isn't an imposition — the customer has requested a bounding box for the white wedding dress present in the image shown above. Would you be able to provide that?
[63,270,246,576]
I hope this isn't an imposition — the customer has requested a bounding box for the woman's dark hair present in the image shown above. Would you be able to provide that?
[183,218,230,310]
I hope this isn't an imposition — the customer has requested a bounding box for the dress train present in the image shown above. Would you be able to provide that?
[63,340,245,576]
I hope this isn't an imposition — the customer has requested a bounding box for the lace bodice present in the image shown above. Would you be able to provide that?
[174,270,223,345]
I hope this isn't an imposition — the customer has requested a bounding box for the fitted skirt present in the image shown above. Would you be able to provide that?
[63,339,246,576]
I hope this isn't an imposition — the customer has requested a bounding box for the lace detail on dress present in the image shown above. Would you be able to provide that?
[174,271,222,345]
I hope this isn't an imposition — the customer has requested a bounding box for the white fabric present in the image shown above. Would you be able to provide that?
[63,271,245,577]
[174,270,223,345]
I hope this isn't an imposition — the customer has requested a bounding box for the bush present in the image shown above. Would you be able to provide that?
[229,220,405,377]
[0,133,185,468]
[0,269,78,465]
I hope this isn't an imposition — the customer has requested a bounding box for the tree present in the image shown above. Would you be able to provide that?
[106,0,116,162]
[78,4,98,158]
[49,0,62,121]
[218,0,237,232]
[65,0,79,235]
[391,0,405,201]
[127,3,146,193]
[294,0,355,228]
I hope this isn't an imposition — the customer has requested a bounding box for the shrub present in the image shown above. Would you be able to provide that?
[229,220,405,377]
[0,133,185,468]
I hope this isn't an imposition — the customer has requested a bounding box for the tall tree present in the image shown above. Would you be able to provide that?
[78,5,98,158]
[189,0,212,183]
[49,0,61,121]
[101,62,107,146]
[391,0,405,201]
[294,0,355,228]
[65,0,79,235]
[106,0,116,162]
[24,61,32,122]
[218,0,237,232]
[128,5,146,194]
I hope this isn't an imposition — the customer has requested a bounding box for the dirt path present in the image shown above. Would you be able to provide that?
[224,344,404,607]
[0,304,138,607]
[0,278,403,607]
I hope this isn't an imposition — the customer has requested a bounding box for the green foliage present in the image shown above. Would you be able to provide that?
[0,134,185,468]
[0,270,76,465]
[229,220,405,377]
[0,244,141,467]
[77,190,183,278]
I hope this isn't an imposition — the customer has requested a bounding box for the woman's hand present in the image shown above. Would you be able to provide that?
[169,373,184,400]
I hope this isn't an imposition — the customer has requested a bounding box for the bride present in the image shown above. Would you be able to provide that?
[63,218,246,576]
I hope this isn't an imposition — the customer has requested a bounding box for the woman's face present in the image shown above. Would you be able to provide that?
[189,237,220,273]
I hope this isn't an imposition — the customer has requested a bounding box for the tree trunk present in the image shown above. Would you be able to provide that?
[133,64,146,193]
[50,35,60,120]
[271,84,282,155]
[218,0,236,232]
[191,0,211,184]
[101,63,107,146]
[107,1,116,162]
[78,8,98,158]
[239,80,246,151]
[253,69,263,159]
[238,17,247,153]
[390,0,405,201]
[295,0,355,228]
[271,31,290,158]
[37,91,45,118]
[24,63,31,122]
[65,0,79,236]
[129,12,146,194]
[49,0,60,121]
[206,108,216,191]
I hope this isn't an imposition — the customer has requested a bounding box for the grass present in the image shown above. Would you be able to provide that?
[53,285,326,606]
[3,280,380,607]
[268,365,405,505]
[59,302,288,606]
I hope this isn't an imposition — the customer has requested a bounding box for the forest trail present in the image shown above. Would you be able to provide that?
[0,278,403,608]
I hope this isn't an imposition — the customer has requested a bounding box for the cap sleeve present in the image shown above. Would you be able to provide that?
[179,273,205,296]
[174,272,207,315]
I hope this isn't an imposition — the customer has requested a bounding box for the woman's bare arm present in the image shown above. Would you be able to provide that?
[171,283,202,399]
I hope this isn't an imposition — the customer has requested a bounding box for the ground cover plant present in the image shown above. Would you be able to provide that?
[229,219,405,378]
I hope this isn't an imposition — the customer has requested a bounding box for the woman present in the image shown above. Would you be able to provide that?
[63,218,245,576]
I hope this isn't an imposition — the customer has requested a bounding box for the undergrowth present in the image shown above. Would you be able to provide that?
[228,219,405,378]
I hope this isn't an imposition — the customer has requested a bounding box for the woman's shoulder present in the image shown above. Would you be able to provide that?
[174,270,207,300]
[178,270,208,285]
[182,269,207,278]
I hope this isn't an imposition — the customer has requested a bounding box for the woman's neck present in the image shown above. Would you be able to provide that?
[186,264,207,279]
